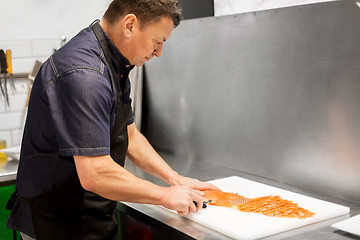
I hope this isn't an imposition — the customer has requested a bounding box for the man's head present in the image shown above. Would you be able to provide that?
[102,0,182,66]
[103,0,182,29]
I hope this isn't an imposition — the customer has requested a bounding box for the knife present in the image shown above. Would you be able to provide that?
[6,49,15,92]
[6,50,12,74]
[193,201,208,209]
[0,49,9,106]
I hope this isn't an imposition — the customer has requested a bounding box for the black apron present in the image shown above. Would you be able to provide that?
[7,20,131,240]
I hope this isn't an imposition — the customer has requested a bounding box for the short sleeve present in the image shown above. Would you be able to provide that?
[45,69,114,156]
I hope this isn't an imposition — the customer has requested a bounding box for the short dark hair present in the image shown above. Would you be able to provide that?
[103,0,182,29]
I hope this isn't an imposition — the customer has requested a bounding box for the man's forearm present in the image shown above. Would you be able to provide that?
[74,155,167,203]
[74,154,205,215]
[126,123,220,193]
[126,123,183,186]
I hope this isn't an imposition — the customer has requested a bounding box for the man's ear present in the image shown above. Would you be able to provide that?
[123,14,137,37]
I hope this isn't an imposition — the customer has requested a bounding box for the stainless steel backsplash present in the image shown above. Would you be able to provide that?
[141,0,360,203]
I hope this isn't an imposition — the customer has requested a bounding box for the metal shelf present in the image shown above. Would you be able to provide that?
[0,73,29,80]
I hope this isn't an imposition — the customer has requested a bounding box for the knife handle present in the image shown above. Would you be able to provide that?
[6,50,12,74]
[193,201,207,209]
[0,49,7,73]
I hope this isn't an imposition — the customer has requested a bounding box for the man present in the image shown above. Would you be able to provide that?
[6,0,218,239]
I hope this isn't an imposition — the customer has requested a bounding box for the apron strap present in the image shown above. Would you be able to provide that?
[12,230,17,240]
[90,20,123,97]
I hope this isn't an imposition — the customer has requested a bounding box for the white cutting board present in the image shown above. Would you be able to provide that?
[332,214,360,236]
[179,176,350,240]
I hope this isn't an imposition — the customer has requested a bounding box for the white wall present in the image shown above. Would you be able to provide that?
[0,0,111,148]
[214,0,337,16]
[0,0,111,73]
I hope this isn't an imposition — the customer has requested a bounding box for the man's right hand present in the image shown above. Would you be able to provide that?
[161,185,204,215]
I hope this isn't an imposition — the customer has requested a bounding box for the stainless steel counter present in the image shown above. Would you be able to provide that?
[0,159,18,183]
[119,152,360,240]
[1,152,359,239]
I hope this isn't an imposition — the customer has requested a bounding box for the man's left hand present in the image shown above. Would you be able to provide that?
[176,175,220,191]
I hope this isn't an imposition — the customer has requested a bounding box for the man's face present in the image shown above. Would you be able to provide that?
[126,17,174,66]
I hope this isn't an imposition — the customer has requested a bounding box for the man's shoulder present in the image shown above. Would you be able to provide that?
[51,27,104,74]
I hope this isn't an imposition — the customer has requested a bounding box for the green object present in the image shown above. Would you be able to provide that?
[0,184,20,240]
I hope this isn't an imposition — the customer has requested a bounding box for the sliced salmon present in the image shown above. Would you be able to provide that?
[203,190,315,219]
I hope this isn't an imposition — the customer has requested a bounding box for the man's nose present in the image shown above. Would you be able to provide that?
[154,45,163,58]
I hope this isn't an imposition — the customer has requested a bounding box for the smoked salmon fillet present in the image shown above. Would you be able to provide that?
[203,190,315,219]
